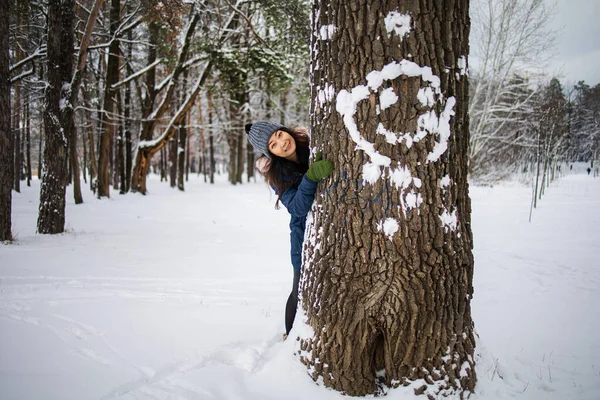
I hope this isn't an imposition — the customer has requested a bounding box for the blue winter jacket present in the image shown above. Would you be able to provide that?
[278,175,318,271]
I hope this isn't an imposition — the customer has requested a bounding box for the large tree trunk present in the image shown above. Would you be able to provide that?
[97,0,121,198]
[0,0,12,241]
[298,1,476,397]
[38,0,74,234]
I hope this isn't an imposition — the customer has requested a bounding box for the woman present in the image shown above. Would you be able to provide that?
[245,121,334,337]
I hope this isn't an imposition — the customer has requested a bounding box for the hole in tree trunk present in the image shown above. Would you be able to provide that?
[373,331,386,374]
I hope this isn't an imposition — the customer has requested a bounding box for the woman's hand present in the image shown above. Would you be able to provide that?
[306,152,334,183]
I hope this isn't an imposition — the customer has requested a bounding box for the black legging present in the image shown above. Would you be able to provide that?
[285,268,301,335]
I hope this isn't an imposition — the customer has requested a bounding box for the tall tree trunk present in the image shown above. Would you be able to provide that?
[177,122,186,190]
[0,0,12,241]
[534,130,541,208]
[23,0,31,188]
[139,21,159,144]
[185,110,191,182]
[13,76,21,193]
[169,137,177,188]
[197,93,204,179]
[236,129,244,183]
[299,1,475,397]
[177,69,189,191]
[113,102,122,191]
[82,117,88,184]
[160,147,166,182]
[38,117,42,180]
[70,112,83,203]
[246,135,254,182]
[208,90,215,184]
[25,101,31,186]
[13,6,25,193]
[227,134,237,185]
[87,114,98,191]
[279,91,287,125]
[117,117,126,194]
[124,19,133,193]
[97,0,120,197]
[38,0,74,234]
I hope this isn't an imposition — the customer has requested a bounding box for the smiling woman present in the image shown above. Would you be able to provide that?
[244,121,333,338]
[268,130,298,162]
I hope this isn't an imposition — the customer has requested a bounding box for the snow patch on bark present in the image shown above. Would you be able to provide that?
[318,24,337,40]
[426,96,456,163]
[440,175,451,188]
[384,11,411,39]
[458,56,468,76]
[440,208,458,231]
[377,218,399,239]
[316,84,335,108]
[379,87,398,110]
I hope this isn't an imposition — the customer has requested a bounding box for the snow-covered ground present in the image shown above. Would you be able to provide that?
[1,170,598,400]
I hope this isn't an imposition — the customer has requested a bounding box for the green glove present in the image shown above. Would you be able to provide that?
[306,152,334,183]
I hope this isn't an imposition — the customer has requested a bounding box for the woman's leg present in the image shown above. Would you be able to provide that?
[285,268,301,335]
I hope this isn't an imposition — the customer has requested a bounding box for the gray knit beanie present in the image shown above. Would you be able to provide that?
[245,121,284,158]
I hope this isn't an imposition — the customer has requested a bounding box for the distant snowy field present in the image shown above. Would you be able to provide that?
[1,167,599,400]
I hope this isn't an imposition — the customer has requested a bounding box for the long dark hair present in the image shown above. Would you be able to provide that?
[255,126,310,208]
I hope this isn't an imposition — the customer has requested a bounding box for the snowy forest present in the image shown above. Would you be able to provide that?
[1,0,599,399]
[1,0,599,238]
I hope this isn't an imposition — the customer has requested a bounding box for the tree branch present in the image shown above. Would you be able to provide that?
[70,0,105,105]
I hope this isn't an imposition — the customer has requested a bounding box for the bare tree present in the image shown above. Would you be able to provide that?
[298,0,475,397]
[469,0,557,179]
[0,0,12,241]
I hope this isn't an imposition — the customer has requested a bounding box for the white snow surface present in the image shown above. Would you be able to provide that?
[1,171,600,400]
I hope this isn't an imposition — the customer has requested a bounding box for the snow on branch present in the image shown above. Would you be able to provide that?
[112,58,163,89]
[9,45,46,73]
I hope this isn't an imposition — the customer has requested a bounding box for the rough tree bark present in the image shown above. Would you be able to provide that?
[37,0,74,233]
[298,1,476,397]
[0,0,12,241]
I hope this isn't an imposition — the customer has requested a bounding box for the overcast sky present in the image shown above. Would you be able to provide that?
[549,0,600,86]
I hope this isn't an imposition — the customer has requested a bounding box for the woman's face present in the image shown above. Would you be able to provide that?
[268,130,297,159]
